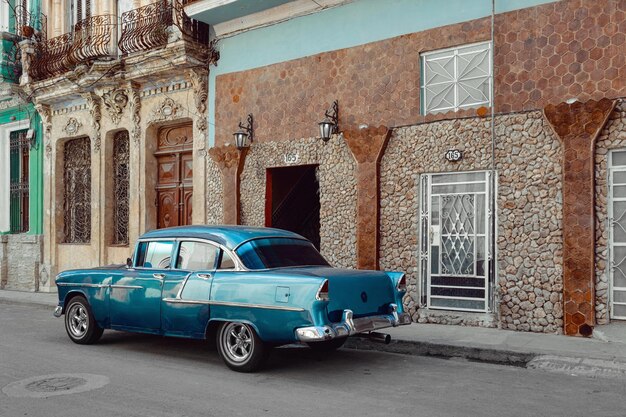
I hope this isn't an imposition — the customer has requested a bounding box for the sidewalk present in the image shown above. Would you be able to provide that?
[2,289,626,377]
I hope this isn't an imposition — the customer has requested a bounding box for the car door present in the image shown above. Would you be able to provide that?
[161,240,222,338]
[110,240,175,332]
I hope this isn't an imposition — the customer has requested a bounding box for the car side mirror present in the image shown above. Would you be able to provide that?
[126,257,133,268]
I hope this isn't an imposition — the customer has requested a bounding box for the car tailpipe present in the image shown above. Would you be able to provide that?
[364,331,391,344]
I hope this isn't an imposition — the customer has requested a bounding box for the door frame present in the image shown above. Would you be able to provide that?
[608,150,626,320]
[419,170,496,313]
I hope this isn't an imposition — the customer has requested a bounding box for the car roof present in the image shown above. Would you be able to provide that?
[138,225,306,250]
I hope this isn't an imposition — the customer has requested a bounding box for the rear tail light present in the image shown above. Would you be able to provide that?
[316,279,329,301]
[396,275,407,292]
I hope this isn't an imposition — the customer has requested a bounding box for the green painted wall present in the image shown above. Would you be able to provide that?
[0,103,44,235]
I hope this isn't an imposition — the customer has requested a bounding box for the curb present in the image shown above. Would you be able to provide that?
[0,297,56,310]
[344,337,535,367]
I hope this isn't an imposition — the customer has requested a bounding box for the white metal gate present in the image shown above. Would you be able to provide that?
[608,150,626,320]
[420,171,493,312]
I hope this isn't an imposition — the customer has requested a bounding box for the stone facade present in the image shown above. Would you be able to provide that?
[234,135,358,269]
[379,112,563,332]
[0,234,43,291]
[595,100,626,324]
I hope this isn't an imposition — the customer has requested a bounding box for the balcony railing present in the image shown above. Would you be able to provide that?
[14,5,47,41]
[30,0,210,82]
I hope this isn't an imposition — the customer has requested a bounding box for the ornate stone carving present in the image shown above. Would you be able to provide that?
[188,69,209,142]
[128,85,141,145]
[152,97,181,122]
[100,88,129,125]
[34,103,52,157]
[63,118,83,136]
[83,92,102,153]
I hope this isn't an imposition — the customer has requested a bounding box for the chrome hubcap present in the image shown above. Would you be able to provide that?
[222,323,253,363]
[67,304,88,338]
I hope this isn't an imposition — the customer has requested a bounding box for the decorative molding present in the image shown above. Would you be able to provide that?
[188,68,209,142]
[151,97,181,122]
[63,117,83,136]
[52,104,88,115]
[100,88,129,125]
[34,103,52,157]
[128,84,141,146]
[140,81,191,98]
[83,92,102,153]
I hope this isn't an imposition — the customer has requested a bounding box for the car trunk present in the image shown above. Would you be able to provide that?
[276,267,396,322]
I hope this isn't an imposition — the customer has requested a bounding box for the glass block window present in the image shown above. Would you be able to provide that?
[9,129,29,234]
[421,41,492,115]
[63,137,91,243]
[112,131,129,245]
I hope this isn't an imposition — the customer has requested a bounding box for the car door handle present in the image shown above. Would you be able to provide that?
[153,273,165,280]
[197,273,212,280]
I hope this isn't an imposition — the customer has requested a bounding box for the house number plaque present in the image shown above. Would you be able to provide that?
[445,149,463,162]
[284,152,300,164]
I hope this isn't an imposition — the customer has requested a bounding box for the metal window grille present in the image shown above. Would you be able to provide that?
[421,41,492,115]
[112,131,130,245]
[63,137,91,243]
[420,171,493,312]
[9,130,30,234]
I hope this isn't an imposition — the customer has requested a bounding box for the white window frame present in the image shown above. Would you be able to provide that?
[0,1,10,32]
[0,119,30,233]
[420,41,492,115]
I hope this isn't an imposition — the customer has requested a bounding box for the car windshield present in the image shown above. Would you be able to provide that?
[235,238,330,269]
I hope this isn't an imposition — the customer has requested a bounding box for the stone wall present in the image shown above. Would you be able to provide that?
[595,100,626,324]
[0,234,43,291]
[380,112,564,333]
[237,135,357,268]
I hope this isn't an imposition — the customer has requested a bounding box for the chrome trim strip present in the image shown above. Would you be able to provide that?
[162,298,305,312]
[110,285,143,290]
[56,283,108,288]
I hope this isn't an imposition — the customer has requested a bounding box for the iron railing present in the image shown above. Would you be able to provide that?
[30,0,211,81]
[9,131,30,234]
[14,5,47,41]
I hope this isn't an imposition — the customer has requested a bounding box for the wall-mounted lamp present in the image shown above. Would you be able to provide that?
[318,100,339,142]
[233,114,254,149]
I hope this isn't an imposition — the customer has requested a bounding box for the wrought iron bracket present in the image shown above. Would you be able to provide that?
[238,114,254,143]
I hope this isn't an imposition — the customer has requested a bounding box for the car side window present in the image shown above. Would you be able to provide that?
[218,250,236,270]
[136,241,174,269]
[177,241,219,270]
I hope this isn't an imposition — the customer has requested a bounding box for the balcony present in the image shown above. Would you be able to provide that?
[30,0,211,82]
[1,5,46,83]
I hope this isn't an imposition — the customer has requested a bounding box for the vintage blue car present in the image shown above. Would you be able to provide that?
[54,226,411,372]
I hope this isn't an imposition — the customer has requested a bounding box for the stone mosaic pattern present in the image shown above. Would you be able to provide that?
[380,112,564,333]
[343,126,391,270]
[237,135,357,269]
[594,101,626,325]
[494,0,625,114]
[544,98,616,336]
[206,157,224,225]
[215,0,624,147]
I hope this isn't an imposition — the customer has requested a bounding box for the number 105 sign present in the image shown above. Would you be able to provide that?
[445,149,463,162]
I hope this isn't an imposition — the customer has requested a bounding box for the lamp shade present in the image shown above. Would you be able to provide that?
[318,119,335,142]
[233,130,249,149]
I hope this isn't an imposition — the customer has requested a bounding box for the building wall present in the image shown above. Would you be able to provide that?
[0,100,44,291]
[212,0,624,147]
[40,76,209,290]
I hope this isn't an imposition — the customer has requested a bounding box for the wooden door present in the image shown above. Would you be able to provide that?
[155,124,193,229]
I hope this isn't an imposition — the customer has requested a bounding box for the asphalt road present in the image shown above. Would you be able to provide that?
[0,302,624,417]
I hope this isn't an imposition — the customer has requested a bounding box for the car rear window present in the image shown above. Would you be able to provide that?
[235,238,329,269]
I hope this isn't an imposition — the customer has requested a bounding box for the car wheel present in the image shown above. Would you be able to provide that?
[216,322,267,372]
[307,337,347,352]
[64,295,104,345]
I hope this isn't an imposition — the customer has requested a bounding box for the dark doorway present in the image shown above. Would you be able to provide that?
[266,165,321,249]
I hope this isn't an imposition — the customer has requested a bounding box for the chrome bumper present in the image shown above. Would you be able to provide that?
[53,306,63,318]
[295,304,411,342]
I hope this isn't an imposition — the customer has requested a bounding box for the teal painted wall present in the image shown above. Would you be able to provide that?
[207,0,558,146]
[0,103,44,235]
